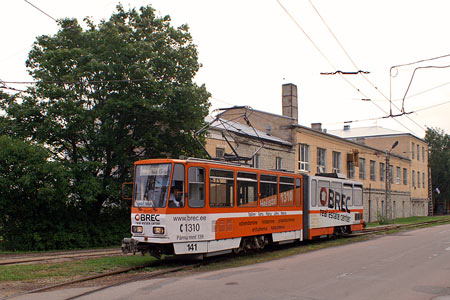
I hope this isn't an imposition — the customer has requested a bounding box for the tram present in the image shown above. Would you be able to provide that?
[121,158,364,258]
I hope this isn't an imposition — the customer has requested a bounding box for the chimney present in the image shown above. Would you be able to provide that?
[282,83,298,122]
[311,123,322,132]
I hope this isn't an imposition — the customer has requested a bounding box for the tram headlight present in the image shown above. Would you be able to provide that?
[153,226,165,235]
[132,226,143,233]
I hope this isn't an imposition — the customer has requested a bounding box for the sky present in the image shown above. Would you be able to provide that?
[2,0,450,139]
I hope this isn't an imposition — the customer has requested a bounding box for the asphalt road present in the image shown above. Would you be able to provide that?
[19,223,450,300]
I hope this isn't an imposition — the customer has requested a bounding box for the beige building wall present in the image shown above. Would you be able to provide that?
[362,134,429,216]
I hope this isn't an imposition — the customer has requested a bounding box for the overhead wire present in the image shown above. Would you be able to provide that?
[24,0,57,22]
[307,0,425,133]
[277,0,415,133]
[401,64,450,112]
[413,100,450,113]
[1,78,153,85]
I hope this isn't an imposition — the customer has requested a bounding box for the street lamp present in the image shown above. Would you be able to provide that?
[385,141,399,221]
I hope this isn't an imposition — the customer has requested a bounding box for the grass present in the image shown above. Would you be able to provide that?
[366,215,450,227]
[0,255,158,282]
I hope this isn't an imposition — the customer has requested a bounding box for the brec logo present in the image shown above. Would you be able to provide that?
[319,187,351,213]
[135,214,160,222]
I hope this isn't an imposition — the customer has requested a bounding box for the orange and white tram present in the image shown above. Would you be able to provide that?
[121,158,365,258]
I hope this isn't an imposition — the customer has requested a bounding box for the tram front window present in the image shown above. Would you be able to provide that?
[134,164,172,208]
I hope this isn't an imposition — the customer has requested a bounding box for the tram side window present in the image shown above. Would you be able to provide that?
[260,174,278,207]
[343,184,353,206]
[279,176,295,207]
[210,169,234,207]
[237,172,258,207]
[188,167,205,208]
[353,185,363,206]
[311,179,317,207]
[295,178,302,207]
[169,164,185,208]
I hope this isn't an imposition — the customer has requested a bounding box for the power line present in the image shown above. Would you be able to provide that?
[277,0,414,133]
[401,64,450,112]
[414,100,450,113]
[0,86,26,93]
[332,98,450,126]
[1,78,152,85]
[307,0,424,133]
[353,81,450,102]
[24,0,57,22]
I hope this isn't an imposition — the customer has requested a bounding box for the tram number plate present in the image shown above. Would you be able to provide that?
[187,243,198,252]
[180,223,200,233]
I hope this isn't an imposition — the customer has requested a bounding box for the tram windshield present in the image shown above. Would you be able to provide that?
[134,164,172,208]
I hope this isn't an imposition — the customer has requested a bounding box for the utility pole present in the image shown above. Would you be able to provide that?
[385,141,399,221]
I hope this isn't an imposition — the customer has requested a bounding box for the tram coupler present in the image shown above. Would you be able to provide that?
[121,238,139,255]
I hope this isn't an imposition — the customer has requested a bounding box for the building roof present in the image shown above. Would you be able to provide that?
[206,116,292,146]
[327,126,411,139]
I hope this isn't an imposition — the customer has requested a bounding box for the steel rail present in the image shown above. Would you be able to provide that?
[0,249,122,266]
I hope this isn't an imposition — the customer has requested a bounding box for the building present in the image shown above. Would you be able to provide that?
[206,83,431,221]
[204,116,295,171]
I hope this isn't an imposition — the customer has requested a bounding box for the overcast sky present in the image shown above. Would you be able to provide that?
[2,0,450,139]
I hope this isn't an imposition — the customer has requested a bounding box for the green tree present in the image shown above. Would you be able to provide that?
[0,136,70,250]
[2,5,210,219]
[425,127,450,214]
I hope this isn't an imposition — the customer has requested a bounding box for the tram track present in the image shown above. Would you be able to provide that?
[358,217,450,235]
[0,249,122,266]
[0,257,222,300]
[2,218,450,300]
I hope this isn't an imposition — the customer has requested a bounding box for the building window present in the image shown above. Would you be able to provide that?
[417,144,420,161]
[370,160,376,181]
[412,170,416,187]
[251,153,260,168]
[317,148,326,173]
[380,162,385,182]
[396,166,401,184]
[403,168,408,185]
[276,157,283,170]
[422,172,425,188]
[422,146,425,162]
[215,147,225,158]
[412,142,415,159]
[332,151,341,173]
[347,161,354,178]
[359,158,366,179]
[298,144,310,171]
[417,171,420,188]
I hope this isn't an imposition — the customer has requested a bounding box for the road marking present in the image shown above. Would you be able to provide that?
[337,273,351,278]
[445,247,450,251]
